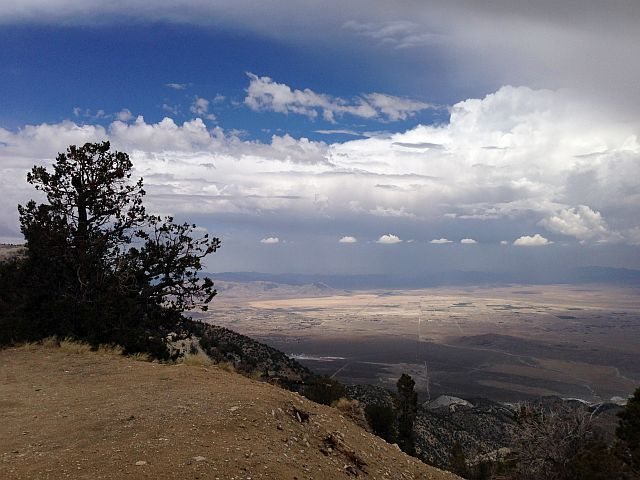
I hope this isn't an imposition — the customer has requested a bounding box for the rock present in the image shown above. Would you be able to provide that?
[193,456,207,462]
[135,461,147,466]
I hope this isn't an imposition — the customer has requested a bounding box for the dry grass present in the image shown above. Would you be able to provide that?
[96,344,124,356]
[180,351,213,367]
[14,337,127,358]
[127,351,151,362]
[17,341,43,352]
[59,338,92,354]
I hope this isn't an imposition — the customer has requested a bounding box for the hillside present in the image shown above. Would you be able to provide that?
[0,345,460,480]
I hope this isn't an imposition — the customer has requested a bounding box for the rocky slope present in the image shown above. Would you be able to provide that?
[0,345,460,480]
[348,385,624,471]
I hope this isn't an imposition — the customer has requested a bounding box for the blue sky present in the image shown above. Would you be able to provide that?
[1,1,640,278]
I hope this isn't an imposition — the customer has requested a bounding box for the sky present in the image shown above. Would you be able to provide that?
[1,1,640,278]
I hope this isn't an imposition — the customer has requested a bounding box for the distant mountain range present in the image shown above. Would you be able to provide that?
[210,266,640,289]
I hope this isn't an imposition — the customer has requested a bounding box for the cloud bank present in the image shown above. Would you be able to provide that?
[1,86,639,251]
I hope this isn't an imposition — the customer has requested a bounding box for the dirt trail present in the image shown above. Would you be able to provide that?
[0,346,459,480]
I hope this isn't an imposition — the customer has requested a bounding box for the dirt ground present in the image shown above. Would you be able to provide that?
[0,345,459,480]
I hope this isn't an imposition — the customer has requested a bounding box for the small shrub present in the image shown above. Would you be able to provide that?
[181,351,213,367]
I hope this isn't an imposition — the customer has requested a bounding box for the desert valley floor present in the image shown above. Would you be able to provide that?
[199,283,640,403]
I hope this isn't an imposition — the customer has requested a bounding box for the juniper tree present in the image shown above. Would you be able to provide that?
[397,373,418,456]
[3,142,220,356]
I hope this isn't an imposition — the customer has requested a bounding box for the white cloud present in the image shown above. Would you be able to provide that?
[513,234,552,247]
[363,93,434,121]
[165,83,189,90]
[339,236,357,243]
[430,238,452,244]
[116,109,133,122]
[244,73,431,123]
[260,237,280,244]
[376,234,402,244]
[190,97,216,121]
[500,240,509,245]
[539,205,617,243]
[460,238,477,244]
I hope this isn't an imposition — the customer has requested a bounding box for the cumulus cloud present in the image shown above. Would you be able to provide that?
[460,238,477,244]
[500,240,509,245]
[244,73,431,123]
[539,205,617,243]
[260,237,280,244]
[339,236,357,243]
[376,234,402,244]
[430,238,452,244]
[513,234,552,247]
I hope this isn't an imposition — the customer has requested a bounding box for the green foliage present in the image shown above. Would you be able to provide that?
[0,142,220,357]
[364,403,396,443]
[396,373,418,456]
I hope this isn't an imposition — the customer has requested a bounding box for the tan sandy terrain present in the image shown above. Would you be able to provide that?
[0,345,459,480]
